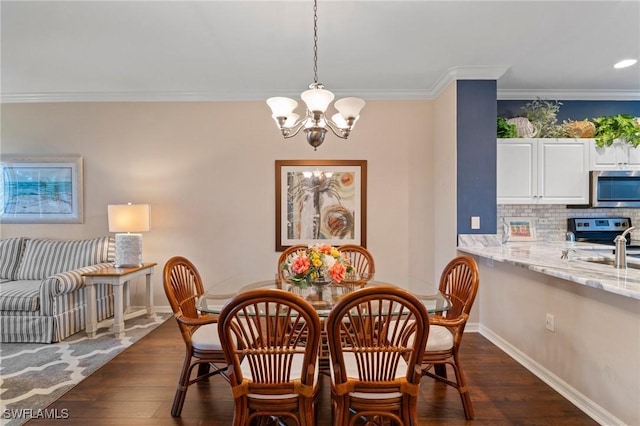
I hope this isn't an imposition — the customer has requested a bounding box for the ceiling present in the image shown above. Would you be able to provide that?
[2,1,639,103]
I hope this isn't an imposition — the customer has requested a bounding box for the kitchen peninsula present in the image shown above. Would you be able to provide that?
[457,236,639,426]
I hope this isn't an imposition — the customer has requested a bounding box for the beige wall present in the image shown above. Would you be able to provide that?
[477,260,640,425]
[1,100,447,307]
[433,82,459,283]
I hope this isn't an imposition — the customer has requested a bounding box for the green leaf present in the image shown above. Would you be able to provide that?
[591,114,640,148]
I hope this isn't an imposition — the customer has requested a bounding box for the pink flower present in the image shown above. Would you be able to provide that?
[291,255,311,275]
[329,261,346,283]
[317,245,332,255]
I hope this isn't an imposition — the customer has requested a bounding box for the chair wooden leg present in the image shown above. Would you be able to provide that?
[197,362,211,377]
[333,395,349,426]
[451,357,474,420]
[460,390,474,420]
[434,363,447,378]
[171,354,196,417]
[232,397,249,426]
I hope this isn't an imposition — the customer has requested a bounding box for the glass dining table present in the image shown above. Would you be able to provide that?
[196,274,451,373]
[196,274,451,318]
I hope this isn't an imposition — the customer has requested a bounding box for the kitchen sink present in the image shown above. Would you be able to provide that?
[579,258,640,270]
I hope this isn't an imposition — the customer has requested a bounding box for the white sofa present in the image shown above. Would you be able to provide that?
[0,236,116,343]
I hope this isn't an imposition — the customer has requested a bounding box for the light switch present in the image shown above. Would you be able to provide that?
[471,216,480,229]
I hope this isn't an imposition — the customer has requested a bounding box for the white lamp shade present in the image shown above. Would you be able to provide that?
[283,113,300,128]
[108,204,150,233]
[331,113,349,129]
[334,97,365,119]
[301,87,335,112]
[267,97,298,117]
[332,113,360,129]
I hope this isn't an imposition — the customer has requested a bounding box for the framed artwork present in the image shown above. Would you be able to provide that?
[276,160,367,251]
[0,155,84,224]
[504,217,536,241]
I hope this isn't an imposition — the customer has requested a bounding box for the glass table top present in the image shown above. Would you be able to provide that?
[196,275,451,317]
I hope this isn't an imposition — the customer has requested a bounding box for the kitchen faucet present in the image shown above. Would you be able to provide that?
[614,226,636,269]
[560,248,576,260]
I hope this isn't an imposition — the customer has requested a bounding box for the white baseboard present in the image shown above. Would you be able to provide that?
[477,325,623,426]
[153,306,174,314]
[465,321,480,333]
[129,305,173,314]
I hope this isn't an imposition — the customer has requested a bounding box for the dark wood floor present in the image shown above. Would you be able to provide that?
[29,319,598,425]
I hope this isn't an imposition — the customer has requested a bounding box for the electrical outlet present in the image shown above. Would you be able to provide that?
[545,313,555,332]
[471,216,480,229]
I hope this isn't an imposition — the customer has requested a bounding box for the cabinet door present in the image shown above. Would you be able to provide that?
[590,140,640,170]
[497,139,537,203]
[626,145,640,168]
[539,139,589,204]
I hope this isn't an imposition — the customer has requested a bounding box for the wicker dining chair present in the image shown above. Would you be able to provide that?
[163,256,228,417]
[337,244,375,277]
[326,285,430,426]
[420,255,479,420]
[218,288,322,425]
[277,244,309,282]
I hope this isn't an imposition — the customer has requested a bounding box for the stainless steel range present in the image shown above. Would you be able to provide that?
[567,217,640,258]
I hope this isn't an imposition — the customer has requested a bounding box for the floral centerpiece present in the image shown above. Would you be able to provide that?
[280,244,353,288]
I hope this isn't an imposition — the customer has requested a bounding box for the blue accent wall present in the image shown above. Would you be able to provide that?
[457,80,497,234]
[498,100,640,122]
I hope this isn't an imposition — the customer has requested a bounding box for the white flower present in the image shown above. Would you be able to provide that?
[322,254,336,271]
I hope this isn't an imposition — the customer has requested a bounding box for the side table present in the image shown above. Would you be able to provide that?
[83,262,157,338]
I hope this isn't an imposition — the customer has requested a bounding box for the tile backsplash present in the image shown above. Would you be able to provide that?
[497,205,640,242]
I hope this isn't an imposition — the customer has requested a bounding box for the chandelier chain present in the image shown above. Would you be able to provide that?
[312,0,318,84]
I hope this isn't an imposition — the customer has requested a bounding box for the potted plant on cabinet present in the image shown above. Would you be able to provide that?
[591,114,640,148]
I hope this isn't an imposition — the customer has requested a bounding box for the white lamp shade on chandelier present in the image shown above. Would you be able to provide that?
[266,0,365,150]
[108,203,150,268]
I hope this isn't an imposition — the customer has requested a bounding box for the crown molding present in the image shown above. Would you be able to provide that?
[0,66,509,103]
[0,91,272,103]
[429,65,510,98]
[2,74,638,104]
[497,90,640,101]
[0,89,436,103]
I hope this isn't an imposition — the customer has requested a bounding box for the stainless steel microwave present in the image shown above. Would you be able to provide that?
[590,170,640,208]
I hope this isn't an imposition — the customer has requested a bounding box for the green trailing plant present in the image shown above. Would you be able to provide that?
[521,98,568,138]
[497,117,518,138]
[591,114,640,148]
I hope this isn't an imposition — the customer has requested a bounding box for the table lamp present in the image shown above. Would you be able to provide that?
[108,203,150,267]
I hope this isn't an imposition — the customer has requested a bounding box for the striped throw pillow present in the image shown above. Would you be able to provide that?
[0,238,26,280]
[16,237,112,280]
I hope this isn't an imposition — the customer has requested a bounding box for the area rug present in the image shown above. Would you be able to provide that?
[0,313,170,426]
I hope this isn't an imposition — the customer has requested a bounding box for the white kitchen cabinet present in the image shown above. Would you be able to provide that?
[589,139,640,170]
[497,138,589,204]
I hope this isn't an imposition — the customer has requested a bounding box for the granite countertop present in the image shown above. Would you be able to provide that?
[457,235,640,300]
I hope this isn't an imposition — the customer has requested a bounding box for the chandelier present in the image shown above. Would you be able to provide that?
[266,0,365,150]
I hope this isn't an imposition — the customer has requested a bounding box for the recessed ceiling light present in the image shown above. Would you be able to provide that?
[613,59,638,69]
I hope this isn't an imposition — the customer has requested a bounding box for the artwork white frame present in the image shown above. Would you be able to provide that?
[505,217,537,241]
[0,155,84,224]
